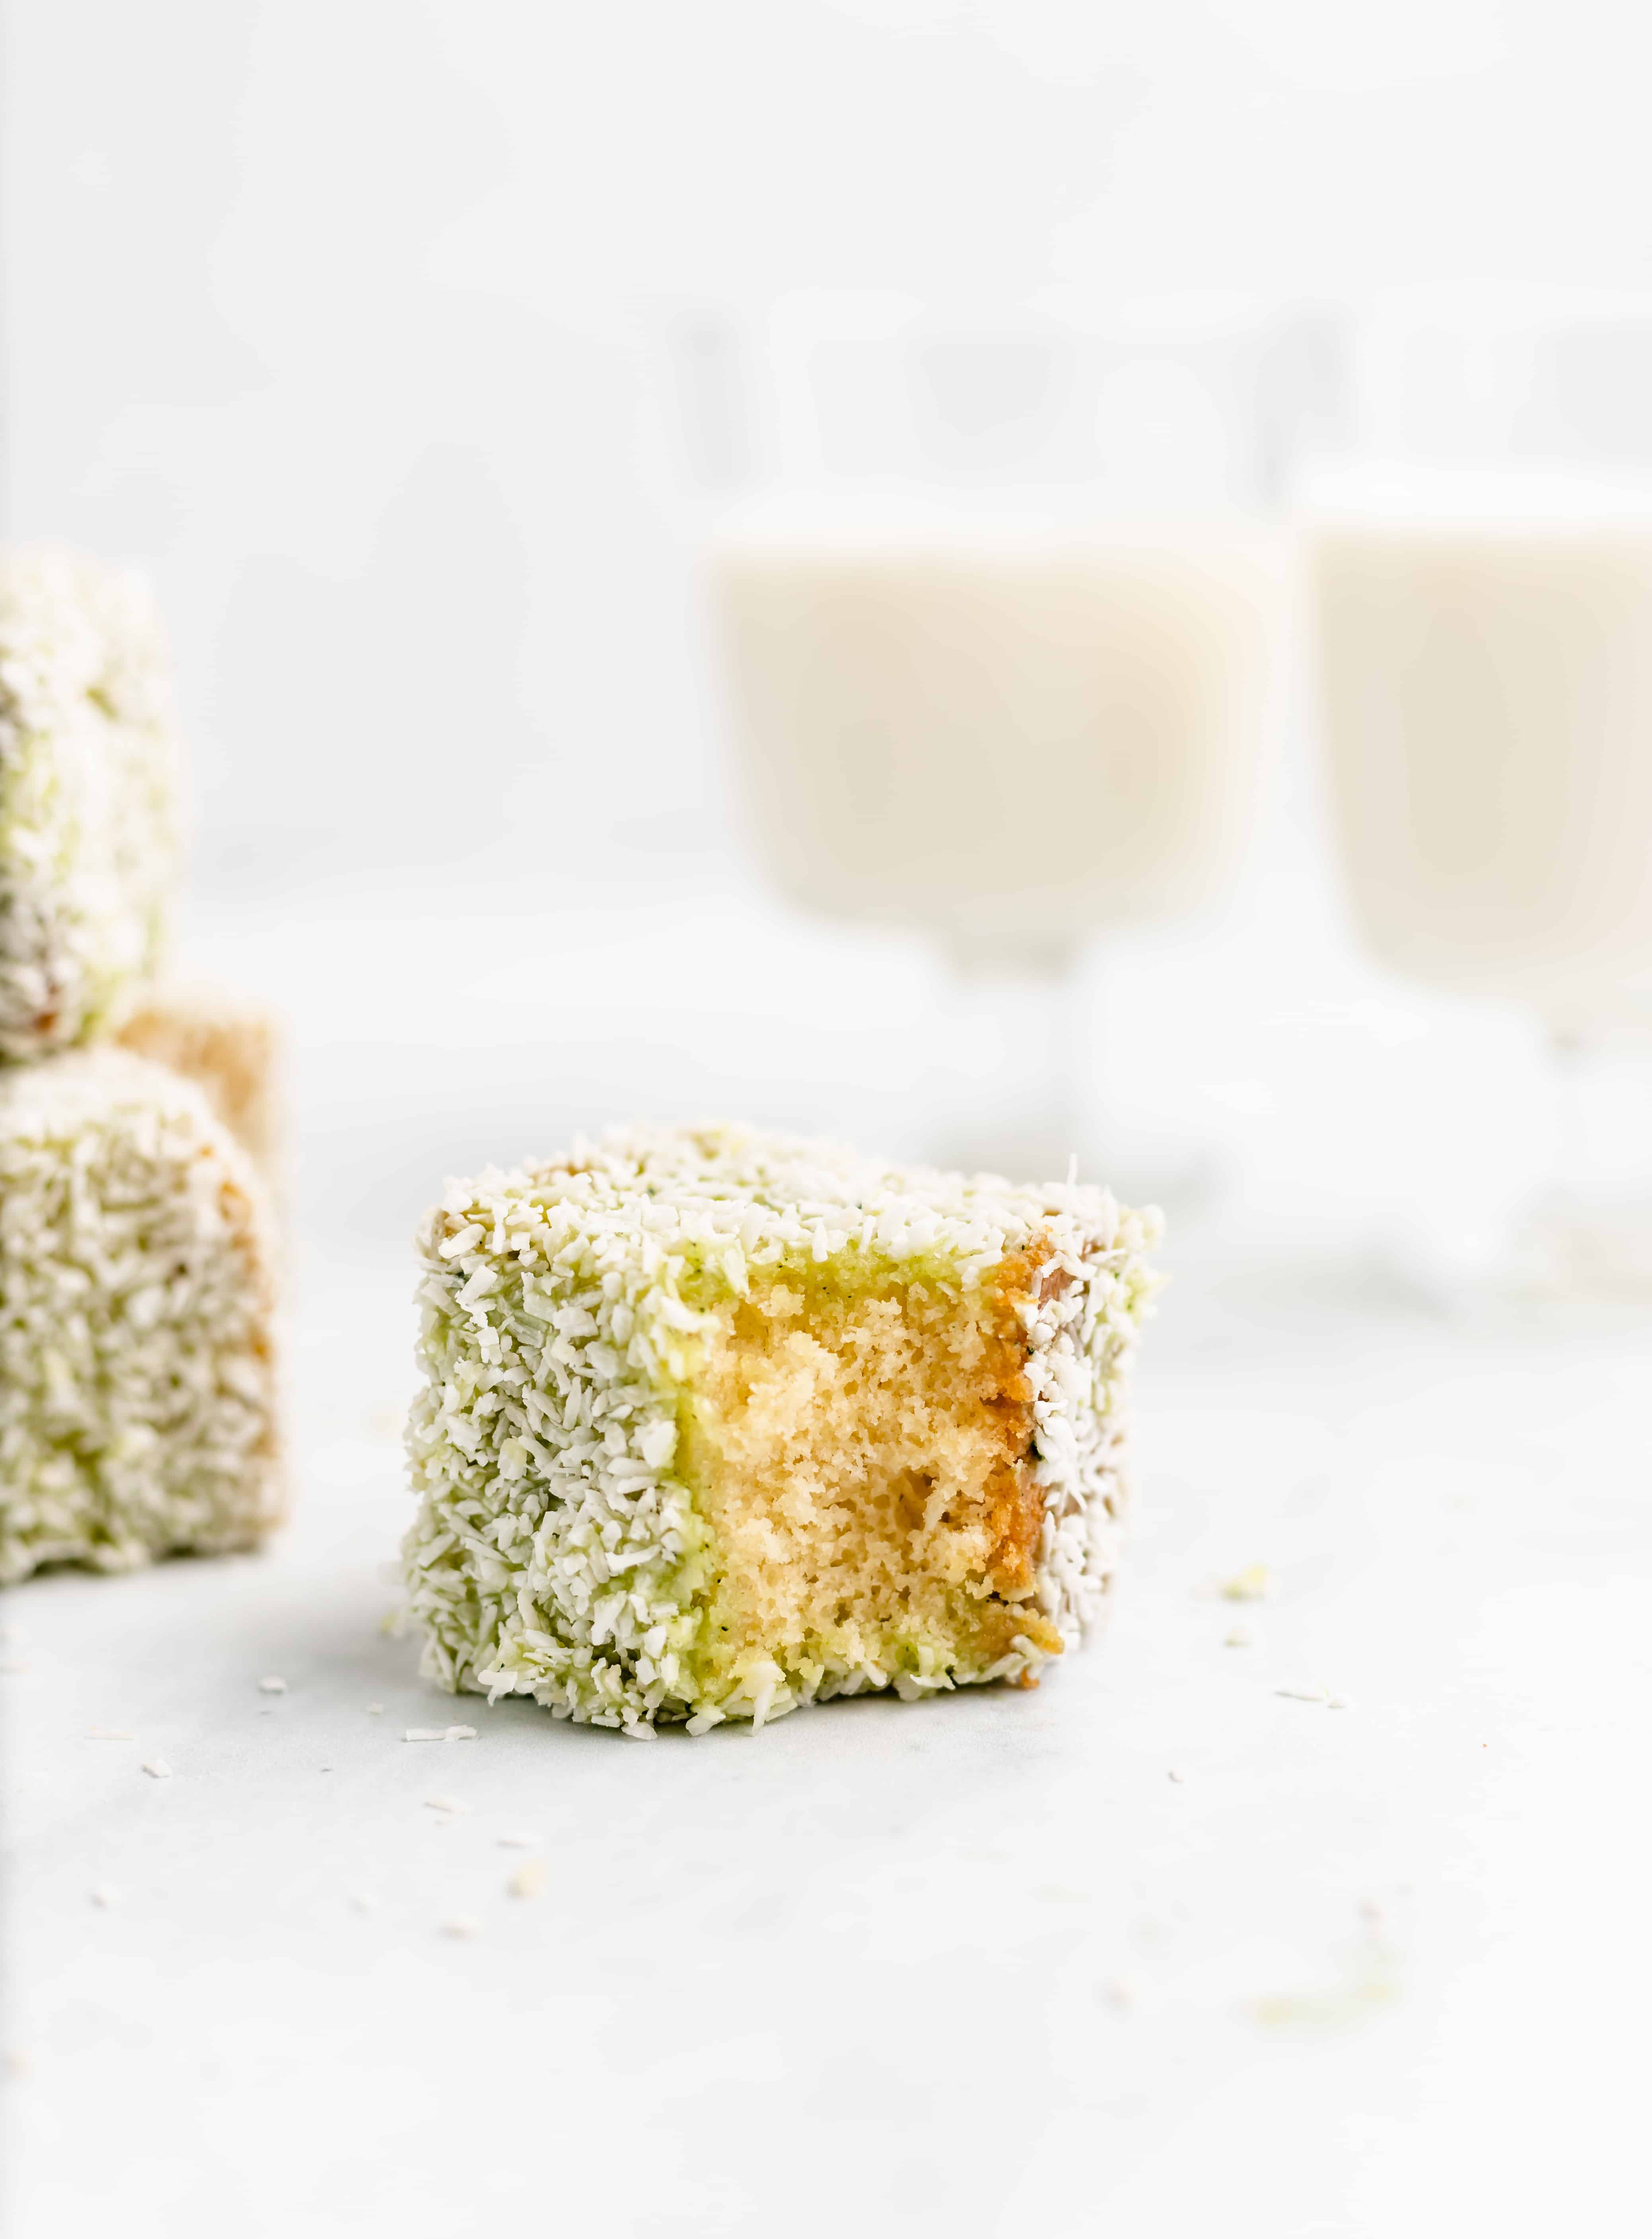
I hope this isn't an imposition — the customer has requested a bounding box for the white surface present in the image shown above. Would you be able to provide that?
[8,1094,1652,2234]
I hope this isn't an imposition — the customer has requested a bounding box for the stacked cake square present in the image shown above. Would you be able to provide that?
[0,548,282,1583]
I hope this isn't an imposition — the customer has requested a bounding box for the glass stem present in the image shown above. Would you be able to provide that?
[930,940,1088,1183]
[1545,1021,1592,1218]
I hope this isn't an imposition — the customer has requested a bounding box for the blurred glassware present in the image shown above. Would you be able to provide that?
[682,292,1322,1186]
[1308,292,1652,1298]
[1355,287,1652,473]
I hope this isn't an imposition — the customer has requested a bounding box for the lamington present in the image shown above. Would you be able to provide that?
[0,546,182,1061]
[116,981,282,1182]
[0,1052,282,1585]
[403,1124,1158,1735]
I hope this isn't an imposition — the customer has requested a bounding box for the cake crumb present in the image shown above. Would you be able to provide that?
[424,1794,467,1816]
[1220,1564,1273,1603]
[440,1914,479,1940]
[87,1726,133,1740]
[1167,1767,1184,1784]
[444,1724,478,1741]
[257,1675,287,1694]
[1224,1626,1252,1649]
[507,1858,547,1900]
[140,1758,172,1779]
[404,1727,446,1742]
[1275,1684,1330,1704]
[366,1703,384,1716]
[89,1885,120,1909]
[348,1891,378,1914]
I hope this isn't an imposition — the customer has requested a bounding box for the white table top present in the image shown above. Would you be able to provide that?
[9,1218,1650,2239]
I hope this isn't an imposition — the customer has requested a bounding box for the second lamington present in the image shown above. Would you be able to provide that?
[0,546,182,1060]
[404,1124,1159,1735]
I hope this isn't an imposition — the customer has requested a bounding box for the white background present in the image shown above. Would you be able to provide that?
[6,6,1652,2234]
[8,0,1648,1251]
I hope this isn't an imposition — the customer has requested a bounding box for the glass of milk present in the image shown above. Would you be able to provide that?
[1308,296,1652,1294]
[698,294,1302,1184]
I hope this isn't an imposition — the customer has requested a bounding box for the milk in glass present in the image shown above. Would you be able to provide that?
[713,503,1282,965]
[1311,468,1652,1019]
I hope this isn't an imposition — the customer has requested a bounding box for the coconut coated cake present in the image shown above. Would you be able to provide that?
[403,1124,1158,1735]
[0,546,182,1061]
[0,1051,282,1584]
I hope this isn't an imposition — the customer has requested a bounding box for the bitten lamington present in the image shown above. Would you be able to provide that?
[403,1124,1158,1735]
[0,1052,282,1585]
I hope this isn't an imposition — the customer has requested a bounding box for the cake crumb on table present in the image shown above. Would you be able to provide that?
[1219,1563,1273,1603]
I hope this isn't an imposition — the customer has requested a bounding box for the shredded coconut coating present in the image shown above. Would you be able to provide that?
[403,1123,1158,1737]
[0,1052,283,1585]
[0,545,183,1061]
